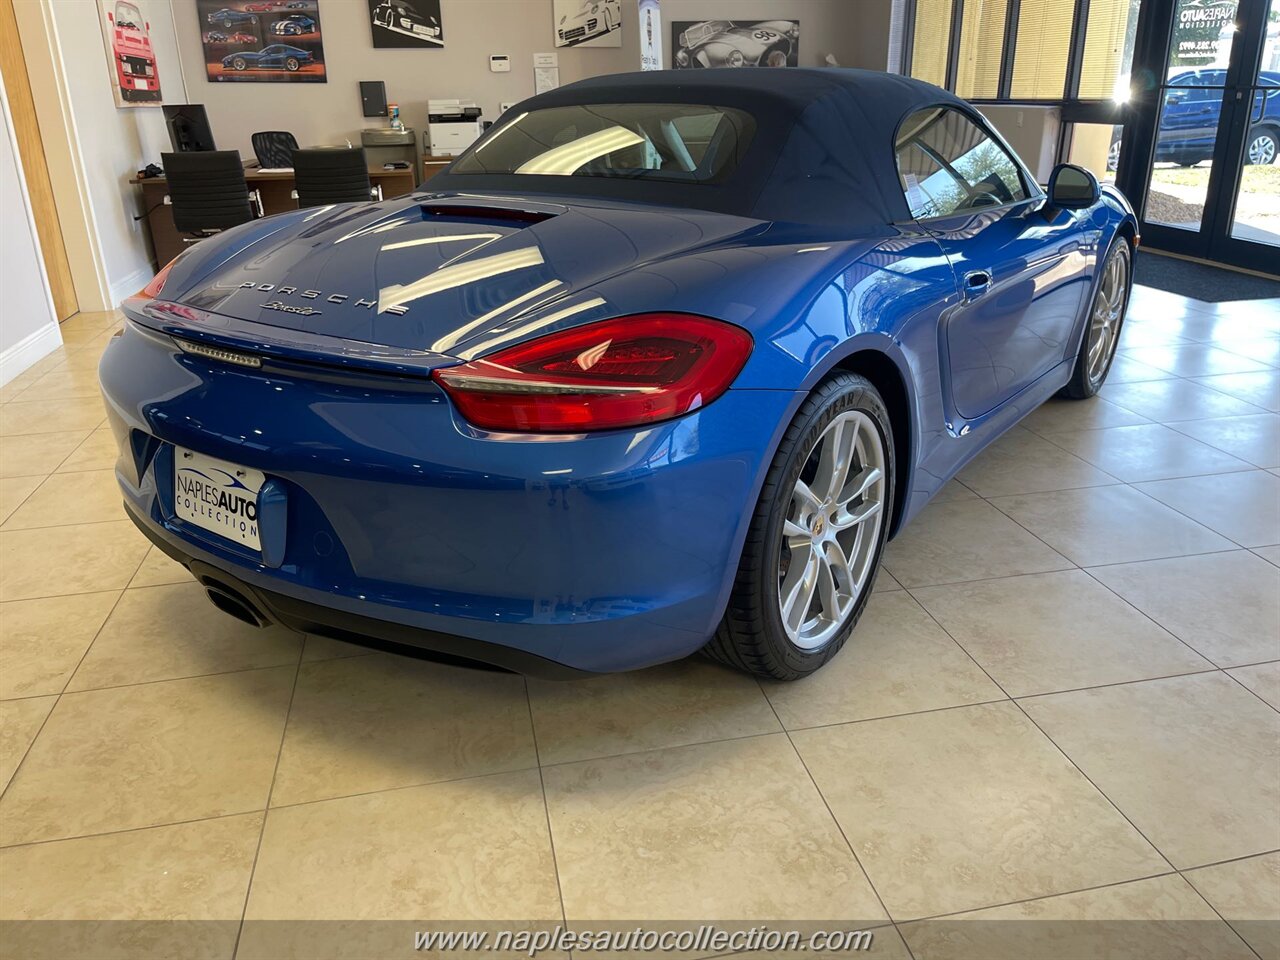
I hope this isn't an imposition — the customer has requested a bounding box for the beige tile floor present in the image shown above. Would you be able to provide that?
[0,291,1278,959]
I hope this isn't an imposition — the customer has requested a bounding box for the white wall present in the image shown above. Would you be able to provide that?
[43,0,188,305]
[170,0,889,158]
[0,72,62,386]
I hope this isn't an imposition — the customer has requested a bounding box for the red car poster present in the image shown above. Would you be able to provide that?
[198,0,327,83]
[98,0,163,106]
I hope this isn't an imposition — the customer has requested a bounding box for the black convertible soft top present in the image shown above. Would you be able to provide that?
[429,68,969,228]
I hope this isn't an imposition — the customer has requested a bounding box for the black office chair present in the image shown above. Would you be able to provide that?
[161,151,260,238]
[251,130,298,169]
[291,147,380,208]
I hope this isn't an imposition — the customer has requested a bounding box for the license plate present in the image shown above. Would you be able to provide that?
[174,448,264,550]
[134,78,148,89]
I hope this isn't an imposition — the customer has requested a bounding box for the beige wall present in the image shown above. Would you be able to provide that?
[170,0,890,159]
[978,103,1061,182]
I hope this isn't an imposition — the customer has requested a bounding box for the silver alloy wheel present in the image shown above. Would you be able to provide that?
[777,410,886,651]
[1086,247,1127,386]
[1247,132,1277,166]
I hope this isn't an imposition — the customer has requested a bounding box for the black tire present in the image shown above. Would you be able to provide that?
[704,373,895,681]
[232,57,247,70]
[1061,238,1131,399]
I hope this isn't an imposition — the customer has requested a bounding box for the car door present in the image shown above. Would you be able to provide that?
[1255,76,1279,126]
[895,106,1092,420]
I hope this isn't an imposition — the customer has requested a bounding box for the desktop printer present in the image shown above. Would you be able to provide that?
[426,100,483,156]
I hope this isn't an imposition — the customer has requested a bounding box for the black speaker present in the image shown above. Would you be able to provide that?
[360,81,388,119]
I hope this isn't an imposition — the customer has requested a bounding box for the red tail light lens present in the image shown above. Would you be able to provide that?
[142,257,178,298]
[432,313,753,432]
[125,256,181,308]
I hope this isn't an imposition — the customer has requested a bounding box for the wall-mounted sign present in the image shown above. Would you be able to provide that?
[369,0,443,49]
[638,0,662,70]
[198,0,327,83]
[98,0,163,107]
[672,19,799,70]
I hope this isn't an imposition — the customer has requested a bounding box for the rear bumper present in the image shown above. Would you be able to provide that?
[101,321,796,674]
[126,501,590,677]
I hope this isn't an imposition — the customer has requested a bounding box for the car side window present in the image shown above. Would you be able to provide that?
[895,107,1029,220]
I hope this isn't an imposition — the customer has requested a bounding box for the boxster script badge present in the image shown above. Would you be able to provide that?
[174,448,266,550]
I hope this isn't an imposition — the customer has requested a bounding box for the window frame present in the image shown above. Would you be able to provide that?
[898,0,1128,108]
[892,103,1044,223]
[447,101,757,185]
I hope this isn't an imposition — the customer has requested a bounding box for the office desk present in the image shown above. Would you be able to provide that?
[421,154,456,183]
[131,166,416,267]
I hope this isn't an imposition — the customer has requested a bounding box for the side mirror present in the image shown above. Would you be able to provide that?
[1047,163,1100,209]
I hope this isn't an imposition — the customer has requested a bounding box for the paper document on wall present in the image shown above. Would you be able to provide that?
[535,66,560,94]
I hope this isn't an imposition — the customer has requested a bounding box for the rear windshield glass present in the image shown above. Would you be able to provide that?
[449,103,756,184]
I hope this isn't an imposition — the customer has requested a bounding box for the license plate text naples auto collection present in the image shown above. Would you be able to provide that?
[103,68,1135,680]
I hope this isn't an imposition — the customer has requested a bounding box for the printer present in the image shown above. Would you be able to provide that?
[426,100,484,156]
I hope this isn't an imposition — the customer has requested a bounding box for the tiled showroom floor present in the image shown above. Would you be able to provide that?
[1,284,1278,959]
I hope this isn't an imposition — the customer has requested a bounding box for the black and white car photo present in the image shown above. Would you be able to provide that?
[367,0,443,48]
[672,19,800,69]
[553,0,621,48]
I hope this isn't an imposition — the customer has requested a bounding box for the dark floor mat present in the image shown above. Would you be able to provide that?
[1134,252,1280,302]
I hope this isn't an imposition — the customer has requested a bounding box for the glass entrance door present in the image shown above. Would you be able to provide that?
[1120,0,1280,274]
[1224,0,1280,251]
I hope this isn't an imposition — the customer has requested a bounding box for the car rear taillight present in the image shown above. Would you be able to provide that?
[432,314,753,433]
[124,255,180,309]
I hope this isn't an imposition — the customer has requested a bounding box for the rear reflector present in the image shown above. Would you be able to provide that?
[431,313,752,432]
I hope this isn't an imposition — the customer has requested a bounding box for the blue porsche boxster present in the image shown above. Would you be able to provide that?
[103,70,1136,680]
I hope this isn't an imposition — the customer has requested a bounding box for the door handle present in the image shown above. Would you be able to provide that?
[963,270,992,300]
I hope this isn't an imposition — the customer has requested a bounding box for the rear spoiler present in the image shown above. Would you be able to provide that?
[124,299,458,378]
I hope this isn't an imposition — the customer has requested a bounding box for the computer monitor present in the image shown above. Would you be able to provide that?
[163,104,216,153]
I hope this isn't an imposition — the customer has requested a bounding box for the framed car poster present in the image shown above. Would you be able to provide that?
[672,20,799,69]
[198,0,327,83]
[553,0,622,48]
[98,0,164,106]
[368,0,443,48]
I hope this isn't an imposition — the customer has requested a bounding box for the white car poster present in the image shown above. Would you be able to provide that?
[553,0,621,48]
